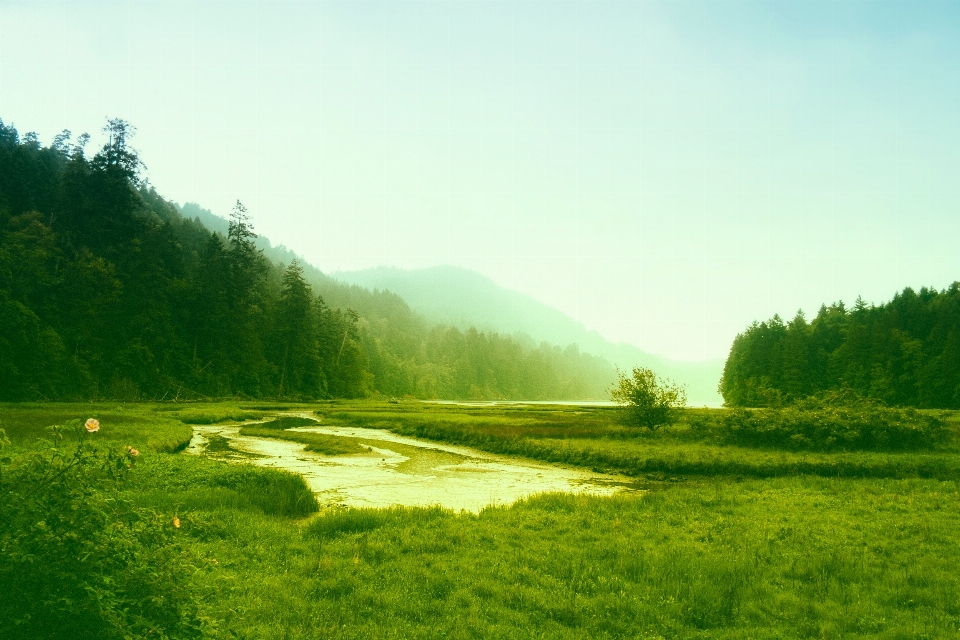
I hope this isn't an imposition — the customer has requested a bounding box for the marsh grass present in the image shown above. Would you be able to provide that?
[238,426,367,455]
[5,400,960,637]
[173,408,265,425]
[203,433,256,456]
[316,401,960,480]
[178,477,960,638]
[253,416,321,430]
[0,402,194,452]
[689,402,952,452]
[0,402,320,518]
[236,415,366,455]
[131,452,318,518]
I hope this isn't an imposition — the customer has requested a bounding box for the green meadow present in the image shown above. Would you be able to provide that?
[2,401,959,638]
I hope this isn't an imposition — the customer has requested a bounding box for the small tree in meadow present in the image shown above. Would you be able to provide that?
[610,367,687,430]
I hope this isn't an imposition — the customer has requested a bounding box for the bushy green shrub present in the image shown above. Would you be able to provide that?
[0,421,205,639]
[610,367,686,431]
[692,391,950,452]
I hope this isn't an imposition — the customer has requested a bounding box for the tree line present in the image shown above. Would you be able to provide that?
[721,286,960,408]
[0,118,614,401]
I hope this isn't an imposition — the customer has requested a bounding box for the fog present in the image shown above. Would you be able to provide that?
[3,0,959,361]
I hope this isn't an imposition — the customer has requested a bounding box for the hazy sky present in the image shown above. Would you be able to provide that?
[3,1,959,361]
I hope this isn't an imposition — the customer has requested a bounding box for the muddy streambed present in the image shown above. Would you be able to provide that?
[185,418,642,512]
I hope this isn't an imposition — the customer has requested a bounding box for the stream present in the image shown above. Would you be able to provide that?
[185,416,642,512]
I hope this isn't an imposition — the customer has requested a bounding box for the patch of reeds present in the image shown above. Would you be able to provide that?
[238,426,366,455]
[175,409,264,425]
[318,403,960,480]
[253,416,320,430]
[132,454,318,518]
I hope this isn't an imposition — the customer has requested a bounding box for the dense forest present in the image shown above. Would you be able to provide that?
[721,286,960,408]
[0,118,614,402]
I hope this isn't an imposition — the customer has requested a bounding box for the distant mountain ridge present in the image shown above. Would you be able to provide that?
[332,266,598,349]
[333,266,724,405]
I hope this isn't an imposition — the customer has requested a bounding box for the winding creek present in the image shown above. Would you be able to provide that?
[185,415,643,512]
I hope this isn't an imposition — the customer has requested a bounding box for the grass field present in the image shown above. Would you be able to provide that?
[318,401,960,480]
[183,477,960,639]
[2,400,959,638]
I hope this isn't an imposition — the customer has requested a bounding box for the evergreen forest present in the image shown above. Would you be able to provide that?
[721,287,960,408]
[0,119,614,402]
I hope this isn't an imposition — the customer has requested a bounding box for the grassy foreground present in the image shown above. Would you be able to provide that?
[2,401,959,638]
[189,477,960,638]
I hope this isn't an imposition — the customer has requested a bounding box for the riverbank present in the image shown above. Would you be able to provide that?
[187,419,639,512]
[318,400,960,480]
[2,400,959,638]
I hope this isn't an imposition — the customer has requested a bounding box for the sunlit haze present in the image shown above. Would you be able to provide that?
[3,0,958,361]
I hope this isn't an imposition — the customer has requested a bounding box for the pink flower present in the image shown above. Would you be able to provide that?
[127,446,140,457]
[84,418,100,433]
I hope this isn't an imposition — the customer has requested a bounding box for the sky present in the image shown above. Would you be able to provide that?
[2,0,959,362]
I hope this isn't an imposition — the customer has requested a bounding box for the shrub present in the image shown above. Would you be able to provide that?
[697,392,951,452]
[0,421,205,639]
[610,367,686,430]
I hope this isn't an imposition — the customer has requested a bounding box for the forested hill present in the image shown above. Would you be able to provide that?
[335,266,724,405]
[721,286,960,408]
[0,119,615,401]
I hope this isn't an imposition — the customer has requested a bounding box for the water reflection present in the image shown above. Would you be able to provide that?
[185,420,641,512]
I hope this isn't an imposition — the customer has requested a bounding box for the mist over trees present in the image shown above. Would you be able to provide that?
[0,118,614,402]
[334,266,726,406]
[721,287,960,408]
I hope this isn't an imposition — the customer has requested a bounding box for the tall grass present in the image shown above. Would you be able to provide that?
[317,402,960,480]
[5,400,960,637]
[0,402,320,518]
[0,402,195,452]
[131,453,318,518]
[179,476,960,638]
[171,408,264,425]
[253,416,321,430]
[237,426,367,455]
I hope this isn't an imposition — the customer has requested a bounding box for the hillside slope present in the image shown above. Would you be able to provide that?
[0,118,616,402]
[334,266,724,405]
[177,205,721,404]
[177,204,616,400]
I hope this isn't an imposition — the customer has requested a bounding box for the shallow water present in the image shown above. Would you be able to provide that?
[185,417,643,512]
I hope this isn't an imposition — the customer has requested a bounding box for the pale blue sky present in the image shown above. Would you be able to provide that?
[2,1,959,361]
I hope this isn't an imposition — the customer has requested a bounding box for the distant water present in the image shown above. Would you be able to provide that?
[424,399,726,409]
